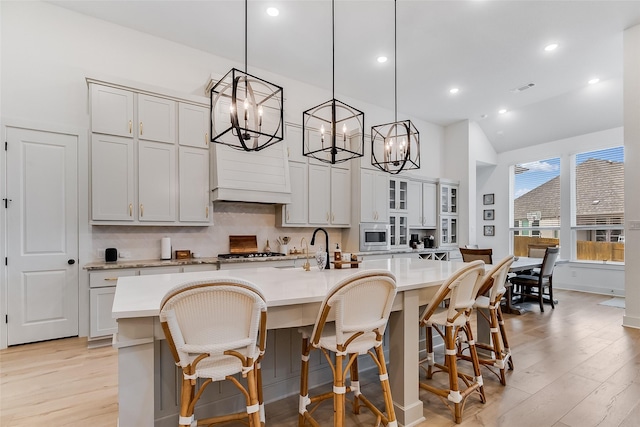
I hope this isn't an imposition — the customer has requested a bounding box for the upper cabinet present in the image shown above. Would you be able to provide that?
[138,94,176,144]
[408,180,437,229]
[440,182,458,215]
[89,82,211,226]
[360,169,389,223]
[389,178,408,211]
[307,163,351,227]
[90,85,134,138]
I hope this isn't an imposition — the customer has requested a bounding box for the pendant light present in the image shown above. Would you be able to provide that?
[302,0,364,164]
[371,0,420,174]
[210,0,284,151]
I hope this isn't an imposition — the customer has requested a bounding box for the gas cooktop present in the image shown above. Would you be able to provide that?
[217,252,287,259]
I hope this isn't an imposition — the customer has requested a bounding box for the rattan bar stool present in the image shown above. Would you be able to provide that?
[419,260,486,424]
[159,279,267,427]
[298,269,398,427]
[458,255,515,385]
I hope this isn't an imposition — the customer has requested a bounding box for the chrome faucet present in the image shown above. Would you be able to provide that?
[310,228,330,270]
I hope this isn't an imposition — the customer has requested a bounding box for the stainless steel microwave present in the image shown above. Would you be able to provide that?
[360,223,391,252]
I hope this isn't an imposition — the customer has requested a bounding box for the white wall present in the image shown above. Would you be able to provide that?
[0,1,446,341]
[623,25,640,328]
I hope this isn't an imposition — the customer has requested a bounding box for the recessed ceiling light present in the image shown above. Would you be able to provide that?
[588,77,600,85]
[449,88,459,94]
[498,109,508,115]
[377,56,388,63]
[544,43,559,52]
[266,7,279,17]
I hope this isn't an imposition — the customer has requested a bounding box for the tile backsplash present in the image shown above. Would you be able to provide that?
[90,202,344,261]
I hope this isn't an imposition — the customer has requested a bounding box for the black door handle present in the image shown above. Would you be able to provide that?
[68,259,76,265]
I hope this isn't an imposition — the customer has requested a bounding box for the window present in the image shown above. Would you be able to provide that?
[510,157,561,256]
[573,147,624,262]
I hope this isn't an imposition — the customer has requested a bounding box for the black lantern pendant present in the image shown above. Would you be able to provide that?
[371,0,420,174]
[303,0,364,164]
[210,0,284,151]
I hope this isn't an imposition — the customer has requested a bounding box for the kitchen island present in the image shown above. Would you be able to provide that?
[112,258,468,427]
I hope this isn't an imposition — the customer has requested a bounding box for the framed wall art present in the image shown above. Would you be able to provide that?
[483,193,494,205]
[483,225,495,236]
[483,209,495,220]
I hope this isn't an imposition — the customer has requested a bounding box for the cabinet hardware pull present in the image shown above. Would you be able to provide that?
[326,212,329,221]
[286,211,290,221]
[128,120,132,134]
[129,203,132,217]
[205,133,208,145]
[206,206,209,218]
[140,121,143,135]
[332,213,335,222]
[140,204,144,217]
[104,278,118,281]
[287,147,290,157]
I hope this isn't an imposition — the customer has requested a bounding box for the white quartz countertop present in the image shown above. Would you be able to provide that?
[112,258,467,319]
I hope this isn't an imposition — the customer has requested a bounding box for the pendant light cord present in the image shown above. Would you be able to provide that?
[245,0,248,74]
[332,0,335,99]
[394,0,398,123]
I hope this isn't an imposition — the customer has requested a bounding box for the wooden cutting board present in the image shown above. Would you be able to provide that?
[229,235,258,254]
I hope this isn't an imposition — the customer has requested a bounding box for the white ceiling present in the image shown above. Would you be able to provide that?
[50,0,640,153]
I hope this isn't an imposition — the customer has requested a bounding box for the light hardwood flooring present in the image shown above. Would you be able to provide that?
[1,290,640,427]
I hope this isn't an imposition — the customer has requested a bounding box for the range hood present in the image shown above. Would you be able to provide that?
[207,74,291,204]
[210,142,292,204]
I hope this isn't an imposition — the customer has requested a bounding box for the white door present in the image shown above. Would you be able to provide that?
[6,127,78,345]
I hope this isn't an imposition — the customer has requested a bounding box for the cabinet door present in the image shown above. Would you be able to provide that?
[285,162,308,224]
[179,146,210,222]
[138,140,176,222]
[89,287,117,338]
[360,169,376,222]
[389,179,408,211]
[422,182,437,228]
[407,180,422,227]
[91,134,135,221]
[178,103,209,148]
[90,85,134,138]
[138,94,176,144]
[373,172,389,223]
[331,167,350,226]
[285,124,305,163]
[308,163,330,225]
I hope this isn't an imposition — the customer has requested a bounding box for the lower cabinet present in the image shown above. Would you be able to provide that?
[89,287,118,338]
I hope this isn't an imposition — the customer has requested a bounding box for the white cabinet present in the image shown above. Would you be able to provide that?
[138,94,176,144]
[330,167,351,226]
[138,140,176,222]
[308,164,351,227]
[89,287,118,338]
[439,182,458,215]
[408,180,437,228]
[360,169,389,223]
[281,161,308,225]
[91,134,135,221]
[389,178,408,211]
[89,83,209,226]
[390,214,409,248]
[179,146,211,223]
[285,124,305,163]
[440,216,458,247]
[178,103,209,149]
[90,85,134,138]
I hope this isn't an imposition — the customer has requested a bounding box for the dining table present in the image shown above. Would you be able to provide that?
[111,257,472,427]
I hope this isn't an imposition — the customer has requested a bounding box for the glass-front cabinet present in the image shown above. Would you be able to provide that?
[440,183,457,215]
[440,216,457,246]
[390,215,409,247]
[389,179,408,211]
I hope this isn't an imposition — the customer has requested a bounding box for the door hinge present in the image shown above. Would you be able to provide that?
[2,199,11,208]
[4,257,7,266]
[4,141,7,151]
[5,315,7,324]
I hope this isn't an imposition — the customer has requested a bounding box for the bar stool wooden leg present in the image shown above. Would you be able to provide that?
[426,326,435,379]
[349,354,361,415]
[334,350,346,427]
[496,306,514,371]
[375,344,397,426]
[299,337,311,427]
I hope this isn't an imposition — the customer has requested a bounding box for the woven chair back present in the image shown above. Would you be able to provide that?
[459,248,493,264]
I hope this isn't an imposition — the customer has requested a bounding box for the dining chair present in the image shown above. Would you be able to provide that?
[159,279,268,427]
[510,247,560,312]
[459,247,493,264]
[458,255,515,385]
[298,270,398,427]
[419,260,486,424]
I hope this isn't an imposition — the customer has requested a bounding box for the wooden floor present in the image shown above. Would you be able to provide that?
[1,290,639,427]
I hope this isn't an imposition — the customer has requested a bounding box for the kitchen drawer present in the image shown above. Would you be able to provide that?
[182,264,218,272]
[139,266,182,275]
[89,269,138,288]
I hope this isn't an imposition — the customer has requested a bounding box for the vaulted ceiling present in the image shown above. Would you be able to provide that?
[50,0,640,152]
